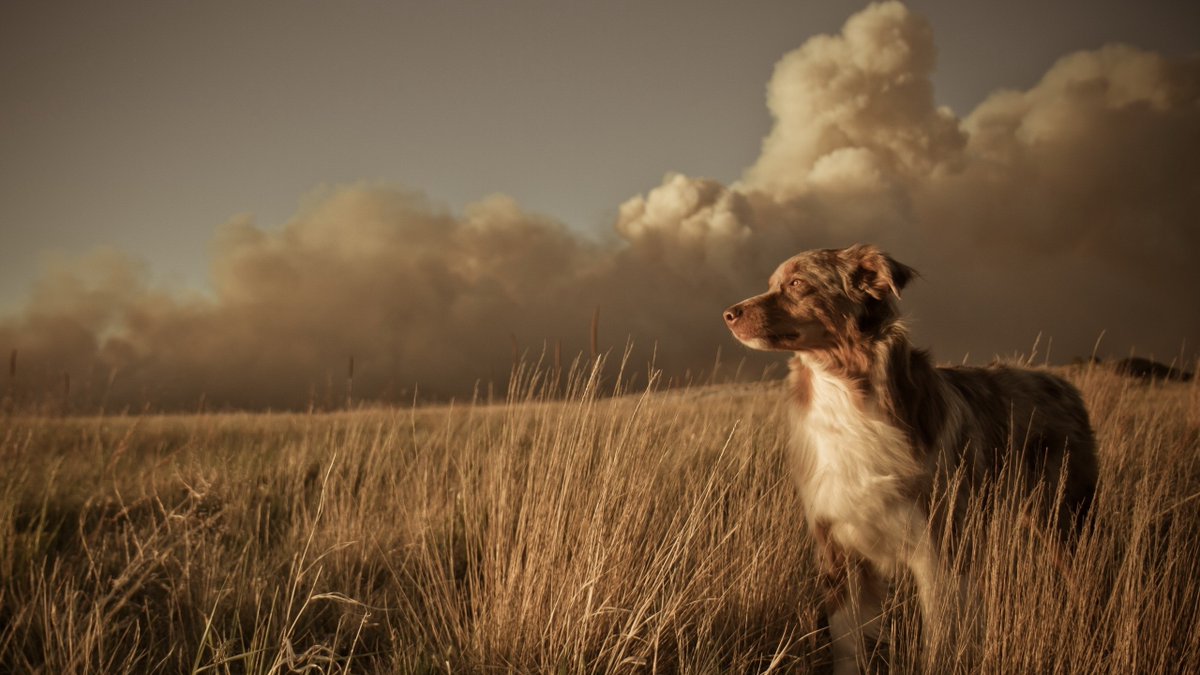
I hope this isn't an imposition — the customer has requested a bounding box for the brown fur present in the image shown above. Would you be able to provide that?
[723,244,1098,672]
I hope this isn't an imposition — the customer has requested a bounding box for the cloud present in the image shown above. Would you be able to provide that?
[617,1,1200,365]
[744,0,965,194]
[3,1,1198,409]
[2,188,604,408]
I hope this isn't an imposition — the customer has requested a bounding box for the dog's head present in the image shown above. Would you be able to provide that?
[722,244,916,352]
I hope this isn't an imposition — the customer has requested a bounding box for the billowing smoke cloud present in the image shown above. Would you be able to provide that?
[3,1,1198,409]
[0,187,752,409]
[617,1,1199,365]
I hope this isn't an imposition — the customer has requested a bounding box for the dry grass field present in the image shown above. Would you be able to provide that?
[1,359,1198,673]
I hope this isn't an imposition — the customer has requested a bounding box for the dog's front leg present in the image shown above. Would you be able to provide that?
[906,535,979,670]
[816,525,887,674]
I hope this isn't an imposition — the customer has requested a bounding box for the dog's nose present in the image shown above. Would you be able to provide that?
[723,305,742,325]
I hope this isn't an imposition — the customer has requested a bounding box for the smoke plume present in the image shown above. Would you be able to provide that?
[3,1,1198,409]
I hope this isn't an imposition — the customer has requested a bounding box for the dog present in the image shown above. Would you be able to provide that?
[722,244,1097,673]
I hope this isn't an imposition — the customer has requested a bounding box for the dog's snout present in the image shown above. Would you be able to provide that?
[723,304,743,325]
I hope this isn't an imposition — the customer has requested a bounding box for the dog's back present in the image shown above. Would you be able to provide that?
[934,363,1098,536]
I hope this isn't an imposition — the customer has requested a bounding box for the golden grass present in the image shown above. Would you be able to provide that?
[1,360,1197,673]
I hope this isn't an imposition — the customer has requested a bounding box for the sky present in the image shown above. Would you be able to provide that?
[1,1,1198,409]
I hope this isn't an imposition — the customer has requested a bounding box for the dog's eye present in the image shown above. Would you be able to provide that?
[788,278,804,289]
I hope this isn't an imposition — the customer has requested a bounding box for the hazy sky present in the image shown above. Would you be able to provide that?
[1,1,1198,408]
[3,0,1197,311]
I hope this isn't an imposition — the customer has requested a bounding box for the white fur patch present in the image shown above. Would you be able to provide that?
[790,357,925,570]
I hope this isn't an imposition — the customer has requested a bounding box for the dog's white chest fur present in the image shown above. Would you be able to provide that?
[789,360,923,568]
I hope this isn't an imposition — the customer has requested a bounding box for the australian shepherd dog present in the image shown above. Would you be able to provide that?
[723,244,1097,673]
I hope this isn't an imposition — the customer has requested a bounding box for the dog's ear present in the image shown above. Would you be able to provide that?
[841,244,917,300]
